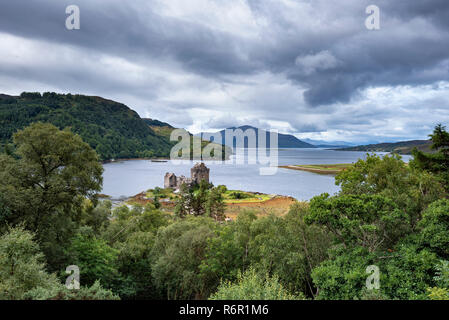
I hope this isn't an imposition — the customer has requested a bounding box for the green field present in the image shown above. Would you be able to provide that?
[223,190,272,203]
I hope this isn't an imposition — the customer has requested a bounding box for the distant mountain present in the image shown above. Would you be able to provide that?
[302,138,356,148]
[337,140,433,155]
[0,92,173,160]
[199,125,315,148]
[142,118,231,160]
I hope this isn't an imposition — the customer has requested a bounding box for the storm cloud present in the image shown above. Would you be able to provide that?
[0,0,448,143]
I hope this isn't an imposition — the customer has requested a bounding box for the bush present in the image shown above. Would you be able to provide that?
[209,268,304,300]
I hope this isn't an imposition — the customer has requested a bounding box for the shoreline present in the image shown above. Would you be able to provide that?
[101,157,170,164]
[101,156,232,164]
[279,164,352,175]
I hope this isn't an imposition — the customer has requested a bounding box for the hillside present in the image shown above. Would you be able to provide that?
[143,118,175,139]
[302,138,356,148]
[143,118,173,128]
[337,139,433,155]
[142,118,231,160]
[200,125,315,148]
[0,92,174,160]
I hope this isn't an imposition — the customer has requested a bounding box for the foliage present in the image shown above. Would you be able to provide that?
[175,181,226,221]
[336,153,444,228]
[311,246,377,300]
[1,121,449,300]
[308,146,449,300]
[24,280,120,300]
[0,227,60,299]
[0,122,103,270]
[80,199,111,234]
[228,191,251,200]
[426,260,449,299]
[0,226,118,300]
[199,223,246,294]
[427,287,449,300]
[433,260,449,288]
[115,231,158,299]
[0,93,173,160]
[100,204,171,299]
[307,193,408,252]
[273,203,331,297]
[0,194,11,227]
[380,243,438,300]
[151,217,217,299]
[66,231,120,288]
[102,204,171,244]
[311,243,438,300]
[412,124,449,190]
[418,199,449,258]
[209,268,304,300]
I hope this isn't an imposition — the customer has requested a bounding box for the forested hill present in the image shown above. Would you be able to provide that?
[143,118,173,128]
[336,139,432,155]
[0,92,173,160]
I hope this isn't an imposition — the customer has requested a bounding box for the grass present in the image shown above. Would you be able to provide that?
[280,163,353,174]
[140,188,272,204]
[223,190,272,203]
[145,188,176,200]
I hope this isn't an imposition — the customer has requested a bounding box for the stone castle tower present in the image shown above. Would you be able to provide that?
[191,162,210,184]
[164,163,210,189]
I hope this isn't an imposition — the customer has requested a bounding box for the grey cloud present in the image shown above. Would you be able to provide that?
[2,0,449,107]
[0,0,449,142]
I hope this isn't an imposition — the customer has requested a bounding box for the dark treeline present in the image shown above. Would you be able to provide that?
[1,122,449,300]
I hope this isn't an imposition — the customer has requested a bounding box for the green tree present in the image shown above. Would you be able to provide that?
[80,199,111,234]
[199,223,246,296]
[0,226,118,300]
[427,260,449,300]
[66,231,120,288]
[115,231,159,299]
[412,124,449,190]
[272,203,331,297]
[307,193,408,252]
[0,194,11,227]
[209,268,303,300]
[336,153,444,228]
[100,204,171,299]
[206,186,226,221]
[102,204,170,244]
[153,187,162,209]
[0,227,59,299]
[175,181,226,221]
[24,280,120,300]
[418,199,449,258]
[151,217,216,299]
[311,243,438,300]
[0,122,103,268]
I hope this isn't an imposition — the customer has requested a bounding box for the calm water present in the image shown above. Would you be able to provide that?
[102,149,412,201]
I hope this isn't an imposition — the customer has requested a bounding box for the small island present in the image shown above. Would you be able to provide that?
[279,163,353,175]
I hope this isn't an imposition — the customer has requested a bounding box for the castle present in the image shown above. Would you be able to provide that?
[164,163,210,190]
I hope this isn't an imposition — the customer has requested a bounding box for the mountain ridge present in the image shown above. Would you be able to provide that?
[199,125,315,148]
[336,139,433,155]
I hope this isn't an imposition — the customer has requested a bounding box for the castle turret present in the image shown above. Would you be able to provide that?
[164,173,177,189]
[164,163,210,190]
[191,162,210,184]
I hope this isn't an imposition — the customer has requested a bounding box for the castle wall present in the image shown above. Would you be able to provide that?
[164,163,210,190]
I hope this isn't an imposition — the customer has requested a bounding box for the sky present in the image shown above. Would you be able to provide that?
[1,0,449,144]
